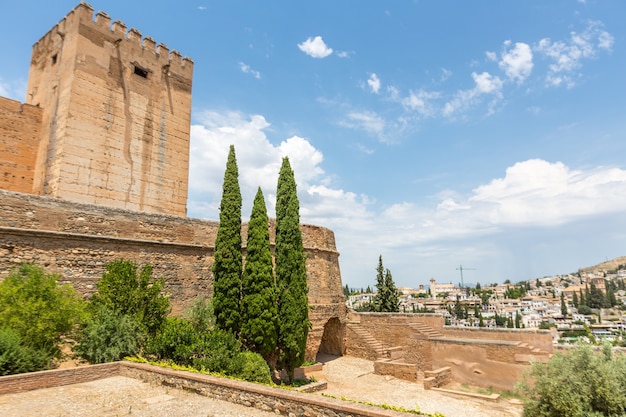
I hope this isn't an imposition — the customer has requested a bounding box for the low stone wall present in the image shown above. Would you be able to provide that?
[423,367,451,390]
[374,359,420,382]
[0,362,411,417]
[0,362,120,395]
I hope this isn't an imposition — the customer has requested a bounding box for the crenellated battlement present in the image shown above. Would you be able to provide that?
[32,2,193,76]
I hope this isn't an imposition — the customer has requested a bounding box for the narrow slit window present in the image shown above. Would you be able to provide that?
[51,54,58,65]
[133,65,148,79]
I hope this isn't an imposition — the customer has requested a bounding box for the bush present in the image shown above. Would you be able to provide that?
[145,317,198,365]
[0,328,49,375]
[0,263,85,358]
[90,259,169,336]
[183,297,215,334]
[191,329,243,376]
[74,307,145,364]
[517,342,626,416]
[236,351,272,384]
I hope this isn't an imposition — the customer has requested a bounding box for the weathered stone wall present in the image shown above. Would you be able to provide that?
[0,190,346,358]
[26,3,192,216]
[0,98,42,193]
[442,326,553,353]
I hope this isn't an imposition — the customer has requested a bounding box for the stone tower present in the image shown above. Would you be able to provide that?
[26,2,193,216]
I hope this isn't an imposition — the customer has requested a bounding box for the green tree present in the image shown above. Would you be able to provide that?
[90,259,169,336]
[0,263,85,359]
[275,157,310,383]
[572,291,579,308]
[517,342,626,416]
[560,292,568,317]
[213,145,243,335]
[373,256,399,312]
[240,187,278,364]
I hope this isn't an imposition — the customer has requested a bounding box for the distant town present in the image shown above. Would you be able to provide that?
[346,262,626,346]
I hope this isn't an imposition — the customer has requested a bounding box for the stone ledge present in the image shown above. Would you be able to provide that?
[431,387,500,402]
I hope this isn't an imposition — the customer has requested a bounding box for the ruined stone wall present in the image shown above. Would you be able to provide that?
[442,326,553,353]
[0,98,43,193]
[0,190,345,357]
[26,3,192,216]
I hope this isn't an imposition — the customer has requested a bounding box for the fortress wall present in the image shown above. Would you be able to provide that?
[0,98,43,193]
[0,190,346,357]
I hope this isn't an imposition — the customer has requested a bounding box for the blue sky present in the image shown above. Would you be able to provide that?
[2,1,626,289]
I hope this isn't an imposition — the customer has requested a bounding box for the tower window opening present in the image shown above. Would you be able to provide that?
[133,65,148,79]
[51,54,58,65]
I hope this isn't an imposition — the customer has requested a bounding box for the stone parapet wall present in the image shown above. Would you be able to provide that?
[0,361,413,417]
[374,359,420,382]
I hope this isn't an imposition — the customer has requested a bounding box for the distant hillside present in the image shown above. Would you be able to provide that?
[578,256,626,274]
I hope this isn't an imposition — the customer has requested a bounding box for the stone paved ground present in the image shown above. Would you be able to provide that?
[0,356,523,417]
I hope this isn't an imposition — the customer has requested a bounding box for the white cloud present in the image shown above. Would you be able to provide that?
[485,51,497,62]
[187,114,626,286]
[443,72,503,117]
[297,36,333,58]
[336,51,351,59]
[535,20,614,87]
[238,62,261,79]
[401,89,439,117]
[499,41,533,83]
[367,73,381,94]
[339,111,388,142]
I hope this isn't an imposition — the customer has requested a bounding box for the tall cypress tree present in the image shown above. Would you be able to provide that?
[373,255,386,312]
[275,157,310,383]
[213,145,242,335]
[240,187,278,365]
[383,268,399,312]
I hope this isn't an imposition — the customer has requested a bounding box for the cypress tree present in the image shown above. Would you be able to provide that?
[213,145,243,335]
[240,187,278,365]
[275,157,310,383]
[373,255,385,312]
[383,268,399,312]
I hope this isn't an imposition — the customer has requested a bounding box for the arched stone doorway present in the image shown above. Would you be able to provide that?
[316,317,344,357]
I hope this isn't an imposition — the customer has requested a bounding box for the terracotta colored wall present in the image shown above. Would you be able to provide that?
[0,98,42,193]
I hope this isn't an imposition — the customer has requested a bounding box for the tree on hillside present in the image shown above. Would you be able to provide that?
[560,292,568,317]
[275,157,310,383]
[240,187,278,365]
[373,255,399,312]
[213,145,243,335]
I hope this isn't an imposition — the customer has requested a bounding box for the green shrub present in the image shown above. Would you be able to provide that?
[0,263,85,357]
[191,329,243,375]
[145,317,198,365]
[236,351,272,384]
[183,297,216,333]
[517,342,626,416]
[0,328,49,375]
[74,307,145,364]
[90,259,169,336]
